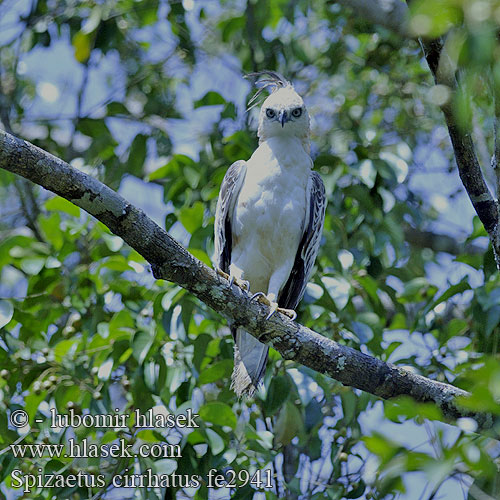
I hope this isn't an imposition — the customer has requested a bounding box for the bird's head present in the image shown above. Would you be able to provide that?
[247,71,310,143]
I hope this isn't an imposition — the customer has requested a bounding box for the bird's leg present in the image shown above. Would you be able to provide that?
[215,267,250,292]
[253,265,299,320]
[251,292,297,321]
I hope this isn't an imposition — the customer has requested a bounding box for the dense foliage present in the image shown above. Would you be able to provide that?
[0,0,499,498]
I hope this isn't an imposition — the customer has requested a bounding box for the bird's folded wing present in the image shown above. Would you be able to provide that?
[278,170,327,310]
[213,160,247,273]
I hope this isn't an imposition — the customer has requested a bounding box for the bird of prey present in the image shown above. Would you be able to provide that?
[213,71,326,397]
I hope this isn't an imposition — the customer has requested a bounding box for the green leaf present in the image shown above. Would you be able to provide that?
[400,277,432,301]
[305,398,323,432]
[363,433,398,463]
[384,396,443,423]
[221,102,237,119]
[77,118,111,138]
[25,389,47,425]
[264,374,291,416]
[199,402,236,429]
[350,321,373,343]
[137,429,160,442]
[72,31,92,63]
[346,480,366,499]
[389,312,407,330]
[356,275,381,307]
[269,0,288,28]
[20,257,46,275]
[454,85,472,133]
[485,305,500,337]
[179,201,204,234]
[205,428,225,454]
[188,248,212,267]
[219,16,245,43]
[184,165,200,188]
[154,459,177,475]
[198,359,233,384]
[45,196,81,217]
[274,401,304,446]
[38,213,63,250]
[148,154,194,181]
[128,133,147,176]
[340,391,357,424]
[109,309,134,332]
[446,318,468,337]
[102,233,124,252]
[471,216,488,239]
[357,159,376,188]
[321,276,351,310]
[455,253,483,270]
[409,0,462,38]
[430,279,471,309]
[0,300,13,328]
[194,91,225,108]
[106,101,129,115]
[54,339,77,363]
[132,331,153,365]
[193,334,211,371]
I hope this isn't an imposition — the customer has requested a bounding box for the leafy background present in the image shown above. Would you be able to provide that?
[0,0,499,499]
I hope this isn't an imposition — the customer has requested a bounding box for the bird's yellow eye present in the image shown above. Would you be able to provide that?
[266,108,276,119]
[292,107,302,118]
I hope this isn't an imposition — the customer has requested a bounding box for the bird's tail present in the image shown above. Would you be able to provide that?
[231,327,268,397]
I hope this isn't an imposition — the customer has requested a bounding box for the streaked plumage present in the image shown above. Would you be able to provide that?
[214,72,326,397]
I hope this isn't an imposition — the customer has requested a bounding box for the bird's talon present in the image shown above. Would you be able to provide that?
[231,276,250,291]
[216,268,250,292]
[251,293,296,320]
[265,309,276,320]
[251,291,266,302]
[279,308,297,321]
[215,267,230,281]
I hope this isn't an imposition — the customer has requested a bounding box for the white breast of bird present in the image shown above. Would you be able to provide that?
[229,135,311,291]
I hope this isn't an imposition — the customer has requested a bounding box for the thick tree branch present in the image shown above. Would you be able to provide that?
[0,129,497,437]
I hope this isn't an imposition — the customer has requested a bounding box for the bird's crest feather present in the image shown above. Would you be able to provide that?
[245,70,292,111]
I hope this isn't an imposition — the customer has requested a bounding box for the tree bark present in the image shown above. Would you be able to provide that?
[0,129,497,437]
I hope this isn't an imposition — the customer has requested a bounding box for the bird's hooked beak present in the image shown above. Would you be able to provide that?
[278,110,287,127]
